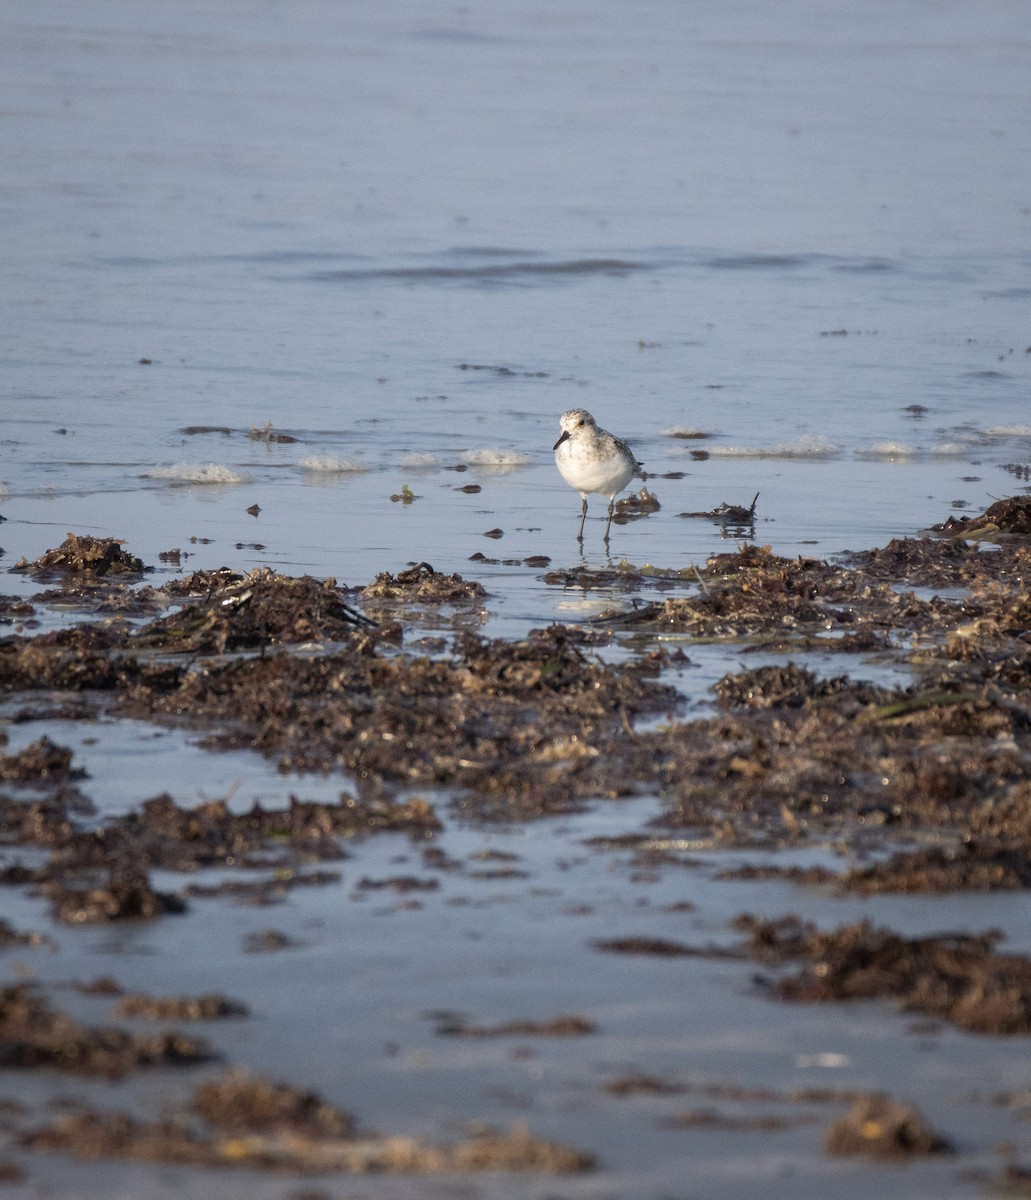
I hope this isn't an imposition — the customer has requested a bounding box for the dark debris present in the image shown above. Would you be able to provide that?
[736,915,1031,1035]
[434,1013,595,1038]
[11,534,146,580]
[823,1093,952,1159]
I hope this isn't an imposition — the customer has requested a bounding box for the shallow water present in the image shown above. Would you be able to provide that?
[4,0,1031,616]
[2,0,1031,1195]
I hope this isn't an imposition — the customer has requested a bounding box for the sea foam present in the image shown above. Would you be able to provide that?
[459,448,533,467]
[985,425,1031,438]
[662,426,709,439]
[855,441,915,460]
[297,455,370,473]
[146,462,249,484]
[708,435,840,459]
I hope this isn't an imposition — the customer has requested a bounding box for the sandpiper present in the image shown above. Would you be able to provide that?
[553,408,643,541]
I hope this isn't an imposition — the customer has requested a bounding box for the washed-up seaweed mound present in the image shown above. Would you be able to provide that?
[649,646,1031,849]
[1,788,440,885]
[114,993,248,1021]
[737,915,1031,1034]
[933,494,1031,540]
[0,778,442,925]
[597,535,1031,653]
[0,736,82,784]
[21,1069,592,1174]
[0,623,165,692]
[0,569,375,687]
[119,792,442,866]
[845,536,1031,588]
[0,983,214,1078]
[359,563,487,631]
[135,568,370,653]
[4,517,1031,851]
[0,595,35,620]
[0,920,51,952]
[593,912,1031,1033]
[12,534,145,579]
[823,1094,951,1159]
[846,841,1031,892]
[603,543,954,643]
[194,1070,354,1136]
[361,562,486,604]
[711,663,863,711]
[719,841,1031,895]
[44,873,186,925]
[120,626,677,817]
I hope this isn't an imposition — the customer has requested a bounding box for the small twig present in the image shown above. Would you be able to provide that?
[693,566,711,597]
[860,691,982,723]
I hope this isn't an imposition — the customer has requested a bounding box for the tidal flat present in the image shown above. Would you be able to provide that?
[2,501,1031,1197]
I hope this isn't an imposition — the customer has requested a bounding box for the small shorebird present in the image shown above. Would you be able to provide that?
[553,408,643,541]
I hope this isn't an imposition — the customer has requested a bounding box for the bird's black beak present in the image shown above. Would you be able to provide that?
[553,430,570,450]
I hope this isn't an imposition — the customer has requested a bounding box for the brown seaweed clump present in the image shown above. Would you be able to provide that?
[932,494,1031,541]
[193,1070,354,1137]
[0,783,442,922]
[134,569,371,653]
[3,790,441,895]
[613,487,661,521]
[361,562,486,604]
[12,534,146,579]
[434,1013,595,1038]
[0,919,51,952]
[737,915,1031,1034]
[711,663,850,711]
[603,543,952,644]
[0,983,214,1078]
[846,535,1031,588]
[678,492,759,529]
[0,595,35,621]
[44,873,187,925]
[20,1070,592,1174]
[359,563,488,631]
[120,626,678,817]
[651,661,1031,850]
[120,792,442,866]
[823,1093,951,1159]
[593,936,704,958]
[0,736,83,784]
[114,993,249,1021]
[598,534,1031,657]
[0,623,172,693]
[720,841,1031,895]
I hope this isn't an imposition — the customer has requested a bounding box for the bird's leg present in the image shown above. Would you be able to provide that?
[577,495,588,541]
[604,497,616,541]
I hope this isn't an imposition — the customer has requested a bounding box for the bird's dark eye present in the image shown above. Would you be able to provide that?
[577,419,585,427]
